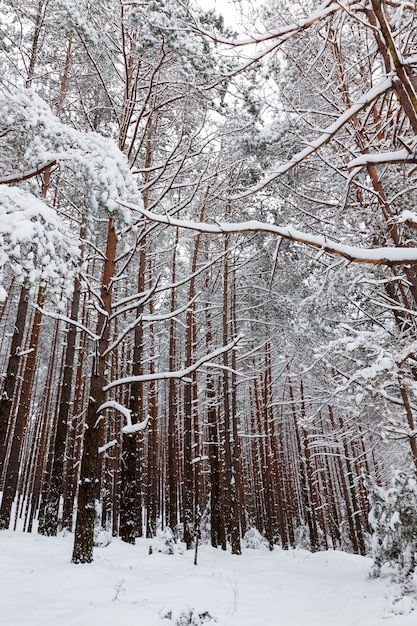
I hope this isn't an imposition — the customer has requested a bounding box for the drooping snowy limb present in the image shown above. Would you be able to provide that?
[230,77,392,198]
[95,400,132,423]
[103,334,243,391]
[0,88,142,228]
[126,204,417,266]
[95,400,150,435]
[33,305,99,341]
[0,186,79,300]
[103,294,199,356]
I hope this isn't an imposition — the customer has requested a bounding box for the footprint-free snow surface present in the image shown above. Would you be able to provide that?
[0,530,416,625]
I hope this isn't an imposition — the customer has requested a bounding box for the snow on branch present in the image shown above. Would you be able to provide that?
[127,204,417,266]
[103,294,199,356]
[0,161,57,185]
[96,400,131,421]
[112,243,238,315]
[96,400,150,435]
[348,146,417,168]
[0,186,79,302]
[0,88,142,228]
[33,305,99,340]
[98,440,118,454]
[103,334,243,391]
[193,1,360,48]
[194,1,365,84]
[232,77,392,197]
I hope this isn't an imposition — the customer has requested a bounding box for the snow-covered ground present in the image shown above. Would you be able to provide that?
[0,530,415,626]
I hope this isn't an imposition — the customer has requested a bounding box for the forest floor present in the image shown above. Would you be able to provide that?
[0,529,416,625]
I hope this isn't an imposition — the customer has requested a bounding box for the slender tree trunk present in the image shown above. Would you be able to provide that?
[26,0,47,88]
[0,286,30,473]
[119,240,146,543]
[167,230,179,533]
[287,372,319,552]
[38,272,83,535]
[146,292,159,538]
[222,232,241,555]
[0,288,44,529]
[328,405,361,554]
[204,257,225,549]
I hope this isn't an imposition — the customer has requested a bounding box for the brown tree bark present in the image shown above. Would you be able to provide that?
[167,230,179,533]
[0,288,44,529]
[221,232,241,555]
[38,272,83,535]
[0,286,30,473]
[72,217,117,563]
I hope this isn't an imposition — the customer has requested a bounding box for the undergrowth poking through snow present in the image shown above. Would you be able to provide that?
[364,470,417,615]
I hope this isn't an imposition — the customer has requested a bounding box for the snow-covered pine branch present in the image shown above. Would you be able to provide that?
[0,186,79,303]
[123,203,417,267]
[192,1,360,48]
[103,334,243,391]
[96,400,150,435]
[0,87,142,229]
[103,294,199,356]
[233,77,393,198]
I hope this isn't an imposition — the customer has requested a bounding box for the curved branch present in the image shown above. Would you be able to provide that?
[104,333,243,391]
[128,203,417,267]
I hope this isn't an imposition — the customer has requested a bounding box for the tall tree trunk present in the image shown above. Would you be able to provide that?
[146,291,159,538]
[0,288,44,529]
[204,256,225,549]
[167,230,179,534]
[0,286,30,473]
[222,232,241,555]
[38,271,83,535]
[119,240,146,543]
[287,372,318,552]
[72,218,117,563]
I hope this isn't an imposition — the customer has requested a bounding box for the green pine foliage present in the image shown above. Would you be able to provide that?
[364,470,417,587]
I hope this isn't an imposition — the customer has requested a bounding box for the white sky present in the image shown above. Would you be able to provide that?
[195,0,241,26]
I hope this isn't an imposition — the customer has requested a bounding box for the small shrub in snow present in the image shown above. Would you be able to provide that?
[364,470,417,613]
[241,527,269,550]
[149,527,183,555]
[160,606,217,625]
[93,528,112,548]
[294,524,310,550]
